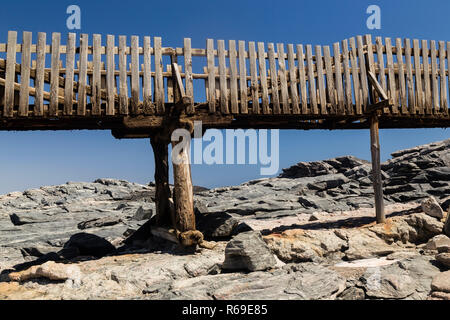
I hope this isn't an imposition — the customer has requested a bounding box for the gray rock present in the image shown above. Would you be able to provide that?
[436,253,450,268]
[421,197,444,219]
[132,206,153,221]
[77,216,123,230]
[9,212,54,225]
[425,235,450,252]
[196,212,239,240]
[431,271,450,293]
[64,233,116,258]
[222,231,277,272]
[338,287,366,300]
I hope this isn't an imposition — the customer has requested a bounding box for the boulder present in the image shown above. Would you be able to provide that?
[8,261,82,283]
[222,231,276,272]
[436,253,450,268]
[425,235,450,252]
[421,197,444,219]
[196,212,239,240]
[431,271,450,293]
[64,233,116,258]
[77,216,122,230]
[444,208,450,237]
[132,206,153,221]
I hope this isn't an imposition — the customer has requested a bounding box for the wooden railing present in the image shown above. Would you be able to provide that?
[0,31,449,119]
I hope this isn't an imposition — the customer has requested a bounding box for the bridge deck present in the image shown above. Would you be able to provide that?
[0,31,449,133]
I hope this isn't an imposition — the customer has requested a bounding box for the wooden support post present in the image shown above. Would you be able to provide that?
[149,135,173,227]
[369,114,385,223]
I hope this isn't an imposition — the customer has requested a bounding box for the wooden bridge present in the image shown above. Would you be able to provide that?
[1,30,449,246]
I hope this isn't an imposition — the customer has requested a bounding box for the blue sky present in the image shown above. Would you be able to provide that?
[0,0,448,194]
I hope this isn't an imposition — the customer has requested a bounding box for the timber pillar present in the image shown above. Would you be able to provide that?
[369,114,385,223]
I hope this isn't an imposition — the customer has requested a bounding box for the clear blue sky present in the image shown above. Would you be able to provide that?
[0,0,448,194]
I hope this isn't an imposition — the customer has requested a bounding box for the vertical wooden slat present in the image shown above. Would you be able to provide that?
[349,38,361,114]
[106,35,116,115]
[439,41,447,113]
[296,44,308,114]
[19,31,32,116]
[267,43,280,114]
[375,37,387,94]
[422,40,432,114]
[323,46,335,112]
[413,39,423,114]
[287,44,299,114]
[238,40,248,114]
[119,35,129,115]
[154,37,164,114]
[430,40,439,113]
[92,34,102,115]
[333,42,344,114]
[228,40,239,114]
[257,42,270,114]
[248,41,260,114]
[385,38,398,113]
[49,32,61,116]
[184,38,194,113]
[206,39,216,113]
[404,39,415,114]
[364,35,376,103]
[130,35,140,114]
[357,36,369,111]
[305,44,318,114]
[315,45,327,114]
[395,38,407,114]
[78,33,88,116]
[34,32,46,116]
[166,65,173,103]
[277,44,290,114]
[341,39,353,115]
[3,31,17,117]
[143,36,152,113]
[64,33,76,116]
[446,42,450,115]
[217,40,229,114]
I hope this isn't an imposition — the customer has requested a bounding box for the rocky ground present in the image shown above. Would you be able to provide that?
[0,139,449,300]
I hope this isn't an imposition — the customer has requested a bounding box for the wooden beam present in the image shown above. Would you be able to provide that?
[150,135,173,227]
[370,114,385,223]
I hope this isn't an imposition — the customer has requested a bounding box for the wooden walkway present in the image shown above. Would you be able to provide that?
[0,31,449,134]
[1,30,450,236]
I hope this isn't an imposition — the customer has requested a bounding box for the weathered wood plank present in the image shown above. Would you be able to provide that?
[238,40,248,114]
[364,35,376,103]
[3,31,17,117]
[422,40,432,114]
[248,41,260,114]
[395,38,407,114]
[315,45,327,114]
[267,43,280,114]
[349,38,361,114]
[34,32,46,116]
[217,40,229,114]
[439,41,447,113]
[305,44,318,114]
[92,34,102,115]
[385,37,398,113]
[119,35,129,115]
[64,33,76,116]
[333,42,344,114]
[18,31,32,116]
[430,40,439,113]
[323,45,335,113]
[257,42,270,114]
[277,44,290,114]
[106,35,116,115]
[184,38,194,113]
[356,36,369,111]
[413,39,423,114]
[77,33,88,116]
[404,39,415,114]
[228,40,239,114]
[49,32,61,116]
[341,39,353,115]
[446,41,450,115]
[130,35,140,114]
[154,37,164,114]
[296,45,308,114]
[206,39,216,113]
[375,37,387,95]
[287,44,299,114]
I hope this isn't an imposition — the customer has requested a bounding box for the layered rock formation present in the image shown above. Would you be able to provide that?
[0,139,449,300]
